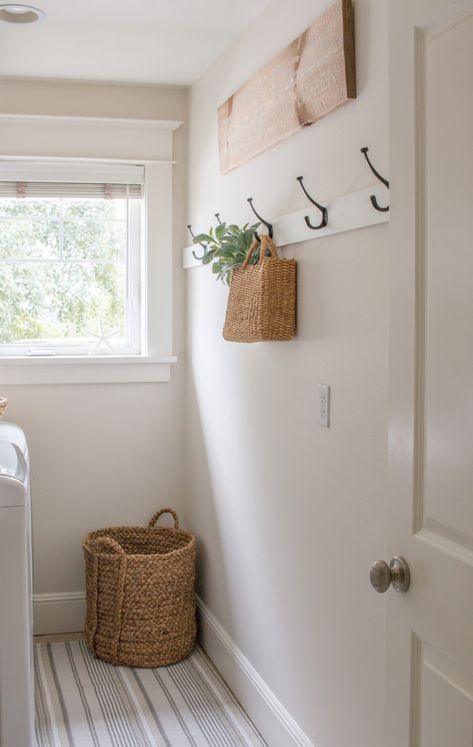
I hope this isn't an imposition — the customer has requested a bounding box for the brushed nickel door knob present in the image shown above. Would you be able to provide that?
[370,556,410,593]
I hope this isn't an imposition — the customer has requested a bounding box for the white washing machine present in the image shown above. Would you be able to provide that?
[0,422,34,747]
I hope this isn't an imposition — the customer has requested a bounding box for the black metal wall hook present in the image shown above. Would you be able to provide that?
[247,197,273,239]
[296,176,328,230]
[360,147,389,212]
[215,213,222,225]
[187,224,206,250]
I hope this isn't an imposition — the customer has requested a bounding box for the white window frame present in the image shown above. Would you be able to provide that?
[0,113,181,384]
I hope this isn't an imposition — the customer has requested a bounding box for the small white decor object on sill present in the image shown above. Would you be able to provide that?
[0,397,8,418]
[86,321,120,356]
[26,348,56,356]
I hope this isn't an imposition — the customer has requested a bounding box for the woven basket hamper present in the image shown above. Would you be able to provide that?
[223,234,296,343]
[83,508,196,668]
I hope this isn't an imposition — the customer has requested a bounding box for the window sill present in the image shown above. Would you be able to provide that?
[0,355,177,385]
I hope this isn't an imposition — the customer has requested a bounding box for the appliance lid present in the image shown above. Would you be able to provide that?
[0,440,28,506]
[0,424,29,506]
[0,422,28,459]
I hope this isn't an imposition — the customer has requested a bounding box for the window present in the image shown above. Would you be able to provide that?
[0,162,144,357]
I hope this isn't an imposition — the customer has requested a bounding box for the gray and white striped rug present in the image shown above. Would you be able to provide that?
[35,641,266,747]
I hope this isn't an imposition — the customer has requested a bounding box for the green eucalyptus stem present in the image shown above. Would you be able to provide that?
[191,221,261,285]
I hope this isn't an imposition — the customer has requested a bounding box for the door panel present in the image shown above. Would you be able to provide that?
[423,9,473,550]
[419,640,473,746]
[388,1,473,745]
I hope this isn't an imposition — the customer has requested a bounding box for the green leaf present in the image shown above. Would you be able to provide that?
[192,233,212,244]
[202,249,217,265]
[236,232,248,252]
[244,227,256,245]
[215,222,226,240]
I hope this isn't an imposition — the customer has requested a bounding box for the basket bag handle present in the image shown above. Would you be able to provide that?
[148,508,180,529]
[242,234,279,270]
[84,535,127,661]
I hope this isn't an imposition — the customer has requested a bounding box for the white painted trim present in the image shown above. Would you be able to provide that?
[0,156,176,165]
[183,184,389,268]
[0,160,145,184]
[144,162,174,355]
[0,355,177,385]
[0,354,177,365]
[33,592,86,636]
[0,114,182,131]
[0,113,176,162]
[0,155,177,375]
[196,596,315,747]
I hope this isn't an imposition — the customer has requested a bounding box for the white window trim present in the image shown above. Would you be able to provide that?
[0,114,180,384]
[0,355,177,384]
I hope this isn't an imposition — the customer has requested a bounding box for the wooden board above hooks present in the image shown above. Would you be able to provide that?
[218,0,356,174]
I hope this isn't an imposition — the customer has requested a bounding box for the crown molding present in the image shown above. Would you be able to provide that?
[0,113,182,131]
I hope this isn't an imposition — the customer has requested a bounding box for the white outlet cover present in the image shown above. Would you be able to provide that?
[319,383,330,428]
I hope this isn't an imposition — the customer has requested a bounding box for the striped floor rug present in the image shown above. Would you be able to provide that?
[35,641,266,747]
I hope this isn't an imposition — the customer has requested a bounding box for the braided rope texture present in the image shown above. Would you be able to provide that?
[0,397,8,418]
[223,234,297,343]
[83,509,196,668]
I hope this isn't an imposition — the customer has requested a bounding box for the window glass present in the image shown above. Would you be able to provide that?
[0,196,139,354]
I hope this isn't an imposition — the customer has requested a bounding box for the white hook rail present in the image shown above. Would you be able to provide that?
[182,184,389,269]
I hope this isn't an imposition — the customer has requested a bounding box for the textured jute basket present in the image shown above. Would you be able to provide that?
[0,397,8,418]
[223,234,296,342]
[83,508,196,668]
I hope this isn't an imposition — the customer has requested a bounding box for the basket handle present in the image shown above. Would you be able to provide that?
[148,508,180,529]
[85,535,127,662]
[242,234,279,270]
[87,537,126,555]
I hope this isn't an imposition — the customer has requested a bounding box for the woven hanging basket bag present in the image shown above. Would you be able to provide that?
[83,508,196,668]
[223,233,297,343]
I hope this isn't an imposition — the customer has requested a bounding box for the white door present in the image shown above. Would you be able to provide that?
[384,1,473,745]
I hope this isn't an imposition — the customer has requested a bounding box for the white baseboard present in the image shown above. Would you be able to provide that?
[33,591,86,635]
[196,595,315,747]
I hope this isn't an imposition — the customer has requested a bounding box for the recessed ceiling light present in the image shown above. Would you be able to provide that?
[0,4,45,23]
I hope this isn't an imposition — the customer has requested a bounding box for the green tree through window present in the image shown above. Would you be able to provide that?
[0,198,127,346]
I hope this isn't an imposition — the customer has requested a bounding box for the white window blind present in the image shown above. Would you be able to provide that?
[0,181,143,198]
[0,161,144,199]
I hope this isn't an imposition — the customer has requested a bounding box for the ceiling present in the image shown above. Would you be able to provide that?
[0,0,268,85]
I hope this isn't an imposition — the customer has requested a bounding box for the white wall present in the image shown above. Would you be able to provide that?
[185,2,388,746]
[0,4,390,741]
[0,79,188,622]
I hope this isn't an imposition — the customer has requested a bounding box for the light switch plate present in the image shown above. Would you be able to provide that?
[319,384,330,428]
